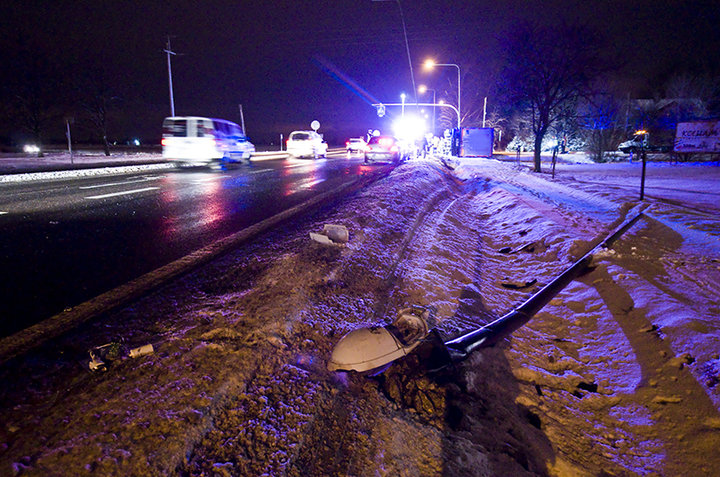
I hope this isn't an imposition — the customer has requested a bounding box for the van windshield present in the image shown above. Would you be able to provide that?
[163,119,187,137]
[291,133,311,141]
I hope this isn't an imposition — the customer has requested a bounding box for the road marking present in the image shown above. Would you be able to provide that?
[85,187,159,200]
[79,175,163,190]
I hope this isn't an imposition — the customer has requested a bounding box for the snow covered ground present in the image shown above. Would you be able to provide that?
[0,155,718,476]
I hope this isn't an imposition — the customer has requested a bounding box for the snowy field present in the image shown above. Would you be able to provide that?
[0,156,718,476]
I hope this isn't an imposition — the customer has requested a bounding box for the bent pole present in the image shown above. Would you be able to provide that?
[445,206,646,359]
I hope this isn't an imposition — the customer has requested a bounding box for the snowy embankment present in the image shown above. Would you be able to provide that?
[0,157,718,476]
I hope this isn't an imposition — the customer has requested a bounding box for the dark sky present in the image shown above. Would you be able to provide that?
[1,0,718,145]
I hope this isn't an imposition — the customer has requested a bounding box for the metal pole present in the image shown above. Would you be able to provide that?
[428,63,461,126]
[66,119,73,164]
[445,207,645,358]
[456,65,461,126]
[482,96,487,128]
[164,37,177,116]
[640,148,647,200]
[238,104,246,135]
[431,90,436,135]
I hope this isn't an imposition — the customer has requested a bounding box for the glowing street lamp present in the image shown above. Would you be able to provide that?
[424,59,461,127]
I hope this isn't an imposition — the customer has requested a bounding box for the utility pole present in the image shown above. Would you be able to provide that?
[164,37,177,116]
[238,104,246,135]
[66,118,73,164]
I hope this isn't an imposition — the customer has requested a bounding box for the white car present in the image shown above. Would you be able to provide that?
[346,137,366,153]
[162,116,255,168]
[286,130,327,158]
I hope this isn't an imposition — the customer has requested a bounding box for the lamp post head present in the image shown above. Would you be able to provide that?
[418,84,427,94]
[400,93,406,100]
[424,59,436,69]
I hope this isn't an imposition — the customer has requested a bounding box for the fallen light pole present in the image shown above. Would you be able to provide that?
[445,206,645,359]
[328,206,646,373]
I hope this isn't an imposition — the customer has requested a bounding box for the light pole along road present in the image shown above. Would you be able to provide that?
[424,60,461,126]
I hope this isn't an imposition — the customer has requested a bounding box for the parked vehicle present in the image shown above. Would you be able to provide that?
[364,135,402,163]
[345,137,366,153]
[162,116,255,168]
[286,130,327,158]
[618,132,670,154]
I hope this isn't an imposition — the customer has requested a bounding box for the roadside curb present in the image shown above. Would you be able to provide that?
[0,161,173,183]
[0,165,394,364]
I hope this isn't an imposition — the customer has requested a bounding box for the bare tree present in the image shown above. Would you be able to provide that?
[504,22,604,172]
[579,94,623,162]
[5,35,61,156]
[78,70,120,156]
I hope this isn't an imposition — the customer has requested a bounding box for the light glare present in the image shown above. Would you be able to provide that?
[393,115,426,141]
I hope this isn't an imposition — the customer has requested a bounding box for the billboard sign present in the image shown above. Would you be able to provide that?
[674,121,720,153]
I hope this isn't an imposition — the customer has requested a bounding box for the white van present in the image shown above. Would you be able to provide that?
[286,130,327,158]
[162,116,255,167]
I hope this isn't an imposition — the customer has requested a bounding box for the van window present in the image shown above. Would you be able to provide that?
[291,132,311,141]
[163,119,187,137]
[197,120,211,138]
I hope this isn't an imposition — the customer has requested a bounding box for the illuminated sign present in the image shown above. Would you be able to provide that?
[674,121,720,153]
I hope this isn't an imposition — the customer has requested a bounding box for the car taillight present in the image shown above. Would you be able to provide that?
[346,141,350,147]
[161,138,168,146]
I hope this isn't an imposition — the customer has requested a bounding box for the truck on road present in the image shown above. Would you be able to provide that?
[618,130,670,154]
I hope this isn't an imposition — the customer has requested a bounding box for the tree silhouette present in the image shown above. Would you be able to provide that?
[504,22,603,172]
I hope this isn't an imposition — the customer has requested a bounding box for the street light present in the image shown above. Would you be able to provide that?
[372,0,417,103]
[418,85,436,134]
[424,59,460,127]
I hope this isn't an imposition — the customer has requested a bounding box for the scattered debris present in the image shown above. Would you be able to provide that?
[309,224,349,246]
[88,341,154,372]
[129,344,154,359]
[501,278,538,289]
[652,395,684,405]
[497,242,536,254]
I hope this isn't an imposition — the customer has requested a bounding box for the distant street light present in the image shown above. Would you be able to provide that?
[418,85,436,134]
[372,0,417,103]
[424,59,461,127]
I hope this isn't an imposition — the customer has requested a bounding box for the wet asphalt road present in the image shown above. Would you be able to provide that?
[0,152,380,337]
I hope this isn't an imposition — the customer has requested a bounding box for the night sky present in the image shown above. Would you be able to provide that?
[1,0,718,145]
